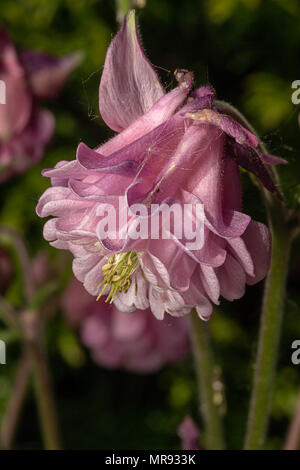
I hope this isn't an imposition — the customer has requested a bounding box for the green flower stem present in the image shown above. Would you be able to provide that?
[0,349,31,449]
[0,225,35,301]
[23,311,61,451]
[29,343,61,450]
[214,99,293,450]
[245,198,292,449]
[0,226,62,450]
[190,309,225,450]
[0,295,21,331]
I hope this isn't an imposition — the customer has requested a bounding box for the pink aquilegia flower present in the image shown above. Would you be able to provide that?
[37,11,287,321]
[62,277,189,372]
[0,29,81,182]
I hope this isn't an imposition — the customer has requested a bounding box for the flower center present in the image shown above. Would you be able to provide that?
[97,251,139,304]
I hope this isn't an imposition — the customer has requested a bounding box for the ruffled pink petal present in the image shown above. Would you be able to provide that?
[77,142,140,176]
[43,218,59,241]
[147,239,196,292]
[50,240,69,250]
[198,264,220,304]
[83,257,105,296]
[72,253,100,283]
[149,287,165,320]
[113,295,137,313]
[42,159,89,182]
[196,301,212,321]
[183,276,213,321]
[216,253,246,301]
[37,186,93,217]
[227,236,255,277]
[242,220,272,285]
[163,290,187,316]
[76,115,185,205]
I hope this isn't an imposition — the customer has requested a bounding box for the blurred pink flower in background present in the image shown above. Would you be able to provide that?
[0,29,81,183]
[177,415,201,450]
[37,11,286,321]
[62,277,190,373]
[31,250,53,287]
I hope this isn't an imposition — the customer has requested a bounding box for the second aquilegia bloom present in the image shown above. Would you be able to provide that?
[63,277,189,372]
[37,11,286,321]
[0,30,81,182]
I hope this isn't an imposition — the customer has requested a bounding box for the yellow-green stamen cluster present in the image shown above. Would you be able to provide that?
[97,252,138,304]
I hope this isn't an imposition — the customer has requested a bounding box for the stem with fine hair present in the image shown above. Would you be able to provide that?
[244,199,291,449]
[215,99,293,449]
[190,309,225,450]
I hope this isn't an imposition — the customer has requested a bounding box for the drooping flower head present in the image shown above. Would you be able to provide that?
[0,29,81,182]
[63,277,190,372]
[37,11,286,321]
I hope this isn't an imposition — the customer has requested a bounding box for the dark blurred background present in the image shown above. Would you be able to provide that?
[0,0,299,450]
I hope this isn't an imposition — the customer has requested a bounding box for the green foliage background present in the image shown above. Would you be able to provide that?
[0,0,299,449]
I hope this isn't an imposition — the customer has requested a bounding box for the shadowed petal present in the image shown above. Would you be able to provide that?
[261,153,288,165]
[231,141,284,200]
[242,220,272,285]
